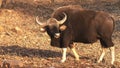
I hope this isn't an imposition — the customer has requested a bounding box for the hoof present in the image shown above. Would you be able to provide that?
[60,59,66,63]
[111,61,114,65]
[97,60,101,64]
[75,58,79,61]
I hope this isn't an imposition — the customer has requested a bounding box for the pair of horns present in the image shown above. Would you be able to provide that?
[36,12,67,26]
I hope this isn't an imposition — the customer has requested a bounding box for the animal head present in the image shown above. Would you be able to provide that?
[36,12,67,39]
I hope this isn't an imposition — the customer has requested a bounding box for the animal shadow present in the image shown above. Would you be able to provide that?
[0,45,62,58]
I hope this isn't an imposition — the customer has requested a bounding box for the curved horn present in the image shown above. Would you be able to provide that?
[35,16,47,26]
[58,12,67,24]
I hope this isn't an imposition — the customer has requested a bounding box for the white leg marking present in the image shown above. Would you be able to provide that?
[71,47,79,60]
[110,46,115,64]
[61,48,67,63]
[97,48,106,63]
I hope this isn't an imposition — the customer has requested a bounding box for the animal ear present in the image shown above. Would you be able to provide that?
[60,25,67,31]
[40,27,46,32]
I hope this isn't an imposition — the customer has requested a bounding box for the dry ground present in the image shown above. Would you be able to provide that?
[0,0,120,68]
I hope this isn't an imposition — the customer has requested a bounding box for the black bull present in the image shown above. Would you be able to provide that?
[36,5,115,64]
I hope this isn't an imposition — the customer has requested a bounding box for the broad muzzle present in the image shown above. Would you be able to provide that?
[54,33,60,38]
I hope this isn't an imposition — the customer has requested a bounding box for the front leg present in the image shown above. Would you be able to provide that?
[69,44,79,61]
[71,47,80,61]
[61,48,67,63]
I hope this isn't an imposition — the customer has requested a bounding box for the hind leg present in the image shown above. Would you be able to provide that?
[98,38,115,64]
[97,48,106,63]
[109,46,115,64]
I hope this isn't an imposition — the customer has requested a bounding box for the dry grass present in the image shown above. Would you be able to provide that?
[0,0,120,68]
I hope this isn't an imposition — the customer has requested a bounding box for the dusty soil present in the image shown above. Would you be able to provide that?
[0,0,120,68]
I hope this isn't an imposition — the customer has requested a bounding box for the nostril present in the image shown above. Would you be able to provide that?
[54,33,60,38]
